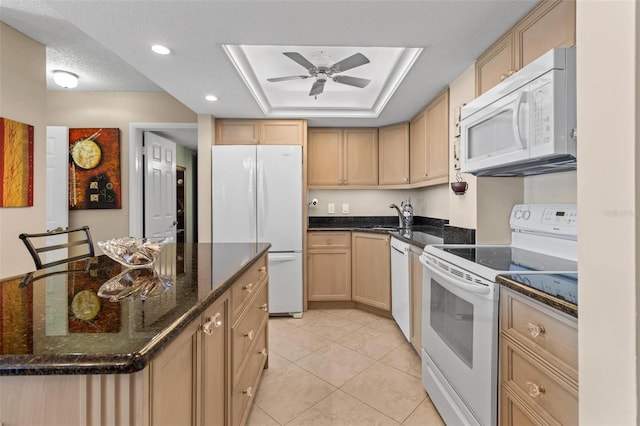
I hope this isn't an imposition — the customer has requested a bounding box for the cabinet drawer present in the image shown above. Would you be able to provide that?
[307,231,351,248]
[501,338,578,425]
[232,281,268,381]
[231,254,267,320]
[232,327,268,426]
[500,383,550,426]
[500,288,578,374]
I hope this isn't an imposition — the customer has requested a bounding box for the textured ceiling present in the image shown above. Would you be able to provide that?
[0,0,538,132]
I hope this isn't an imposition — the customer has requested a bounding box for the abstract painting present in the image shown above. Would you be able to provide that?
[0,117,34,207]
[69,128,122,209]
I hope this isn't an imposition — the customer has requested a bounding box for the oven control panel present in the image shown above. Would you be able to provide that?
[510,204,577,237]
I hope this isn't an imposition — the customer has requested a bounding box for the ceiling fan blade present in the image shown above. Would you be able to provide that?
[267,75,310,82]
[283,52,316,71]
[309,80,325,96]
[332,75,371,88]
[331,53,370,73]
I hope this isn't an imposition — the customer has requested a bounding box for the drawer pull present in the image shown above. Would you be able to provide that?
[244,329,255,340]
[243,386,253,397]
[202,313,223,336]
[259,303,268,311]
[327,239,332,245]
[259,266,266,273]
[525,381,545,398]
[243,282,254,293]
[259,348,267,357]
[527,322,546,338]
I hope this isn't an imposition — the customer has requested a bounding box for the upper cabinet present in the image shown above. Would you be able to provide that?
[308,128,378,188]
[378,122,410,186]
[216,119,306,145]
[476,0,576,96]
[410,88,449,186]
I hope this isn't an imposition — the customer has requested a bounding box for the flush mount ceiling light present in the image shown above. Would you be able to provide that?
[52,70,79,88]
[205,94,218,102]
[151,44,171,55]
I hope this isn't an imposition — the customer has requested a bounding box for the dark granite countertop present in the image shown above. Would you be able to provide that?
[497,273,578,318]
[308,216,446,248]
[0,242,270,376]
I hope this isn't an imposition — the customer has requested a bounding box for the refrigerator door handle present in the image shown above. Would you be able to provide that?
[249,154,257,240]
[269,253,298,262]
[257,155,266,240]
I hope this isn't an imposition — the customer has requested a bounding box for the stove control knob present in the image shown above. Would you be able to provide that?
[515,210,522,219]
[522,210,531,220]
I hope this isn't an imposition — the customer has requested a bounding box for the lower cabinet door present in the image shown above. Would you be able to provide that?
[351,232,391,310]
[202,293,229,426]
[150,319,200,426]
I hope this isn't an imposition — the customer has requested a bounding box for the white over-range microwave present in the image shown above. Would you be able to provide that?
[460,47,577,177]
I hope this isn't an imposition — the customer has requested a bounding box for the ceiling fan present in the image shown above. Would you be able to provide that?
[267,52,371,97]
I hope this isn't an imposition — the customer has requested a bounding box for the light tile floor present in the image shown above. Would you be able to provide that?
[247,309,445,426]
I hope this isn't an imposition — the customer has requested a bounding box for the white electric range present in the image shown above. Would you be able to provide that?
[419,204,577,426]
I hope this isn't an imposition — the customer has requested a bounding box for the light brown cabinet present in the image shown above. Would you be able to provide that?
[351,232,391,311]
[230,253,269,426]
[307,231,352,301]
[410,88,449,186]
[409,247,423,353]
[308,128,378,187]
[476,0,576,96]
[150,292,229,426]
[499,286,578,426]
[216,119,306,145]
[378,122,410,186]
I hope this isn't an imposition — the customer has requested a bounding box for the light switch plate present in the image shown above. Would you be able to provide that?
[328,203,335,214]
[342,203,349,214]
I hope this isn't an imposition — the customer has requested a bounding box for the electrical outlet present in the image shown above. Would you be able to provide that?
[328,203,335,214]
[342,203,349,214]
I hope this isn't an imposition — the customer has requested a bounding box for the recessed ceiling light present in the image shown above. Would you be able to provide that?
[151,44,171,55]
[205,95,218,102]
[52,70,79,88]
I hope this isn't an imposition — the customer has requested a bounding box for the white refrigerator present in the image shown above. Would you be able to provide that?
[212,145,303,317]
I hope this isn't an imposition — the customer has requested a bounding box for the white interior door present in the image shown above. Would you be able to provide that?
[45,126,69,258]
[144,132,177,240]
[45,126,69,336]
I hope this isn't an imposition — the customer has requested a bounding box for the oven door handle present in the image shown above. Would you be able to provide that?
[424,259,492,296]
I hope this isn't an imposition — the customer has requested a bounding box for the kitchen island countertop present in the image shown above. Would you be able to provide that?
[0,242,270,376]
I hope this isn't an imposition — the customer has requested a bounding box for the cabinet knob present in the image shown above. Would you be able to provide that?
[527,322,545,338]
[243,386,253,397]
[259,348,267,357]
[243,282,254,293]
[259,266,267,274]
[525,381,545,398]
[500,73,507,81]
[259,303,268,311]
[404,177,409,183]
[244,329,255,340]
[327,239,332,245]
[202,312,223,336]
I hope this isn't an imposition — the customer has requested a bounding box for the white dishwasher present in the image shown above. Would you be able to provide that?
[391,237,411,341]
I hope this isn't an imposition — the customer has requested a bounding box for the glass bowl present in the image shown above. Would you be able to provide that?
[98,268,172,301]
[98,237,171,269]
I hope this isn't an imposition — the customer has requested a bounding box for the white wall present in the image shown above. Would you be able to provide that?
[0,24,47,279]
[308,185,449,219]
[577,1,638,423]
[524,171,577,203]
[197,114,214,242]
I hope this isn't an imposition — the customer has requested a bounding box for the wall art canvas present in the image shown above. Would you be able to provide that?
[0,117,34,207]
[69,128,122,209]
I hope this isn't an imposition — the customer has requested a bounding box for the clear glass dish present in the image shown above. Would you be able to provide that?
[97,268,172,301]
[97,237,171,268]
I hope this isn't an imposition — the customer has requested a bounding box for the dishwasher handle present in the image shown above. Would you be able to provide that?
[392,245,408,255]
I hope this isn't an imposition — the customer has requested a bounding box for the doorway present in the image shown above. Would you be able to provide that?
[128,122,198,240]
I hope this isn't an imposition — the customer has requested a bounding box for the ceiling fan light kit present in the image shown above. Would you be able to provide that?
[268,51,371,97]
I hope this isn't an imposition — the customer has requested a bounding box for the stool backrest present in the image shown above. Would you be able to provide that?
[19,226,95,270]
